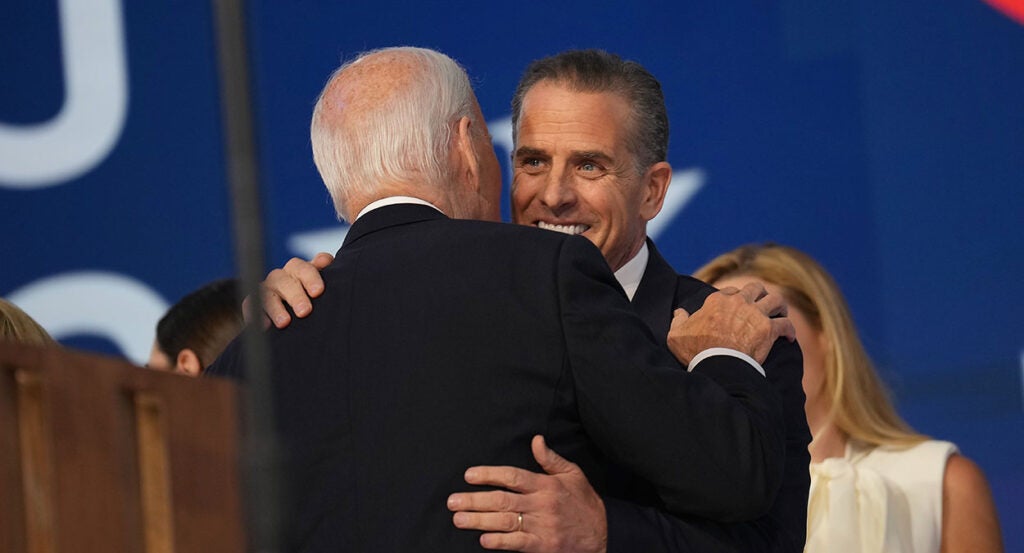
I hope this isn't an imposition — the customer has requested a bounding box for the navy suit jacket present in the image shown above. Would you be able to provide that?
[604,240,811,552]
[208,205,786,552]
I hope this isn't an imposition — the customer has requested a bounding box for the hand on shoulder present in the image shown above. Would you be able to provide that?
[667,282,795,366]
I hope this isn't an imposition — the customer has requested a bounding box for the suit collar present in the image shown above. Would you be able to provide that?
[355,196,443,220]
[342,203,448,248]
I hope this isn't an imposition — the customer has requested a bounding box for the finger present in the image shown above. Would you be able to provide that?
[531,435,579,477]
[771,318,797,343]
[259,283,294,329]
[242,295,255,323]
[755,292,787,318]
[452,510,522,533]
[311,252,335,270]
[264,270,314,319]
[669,308,691,336]
[447,490,519,513]
[738,281,768,304]
[464,465,543,493]
[283,257,327,299]
[242,295,273,329]
[479,530,538,552]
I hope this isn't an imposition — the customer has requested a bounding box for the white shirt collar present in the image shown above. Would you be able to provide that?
[614,242,649,301]
[355,196,444,221]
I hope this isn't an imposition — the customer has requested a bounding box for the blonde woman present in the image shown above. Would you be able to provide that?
[693,244,1002,553]
[0,297,54,346]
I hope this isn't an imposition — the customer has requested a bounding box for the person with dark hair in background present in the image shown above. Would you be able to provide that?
[694,243,1003,553]
[207,46,795,551]
[147,278,242,376]
[258,49,810,553]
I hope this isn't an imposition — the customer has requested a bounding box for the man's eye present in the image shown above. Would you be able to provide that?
[519,158,544,170]
[578,161,607,175]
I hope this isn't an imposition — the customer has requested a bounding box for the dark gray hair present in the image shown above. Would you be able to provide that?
[510,49,669,174]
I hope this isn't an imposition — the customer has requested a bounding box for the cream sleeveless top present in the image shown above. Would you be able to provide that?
[805,439,957,553]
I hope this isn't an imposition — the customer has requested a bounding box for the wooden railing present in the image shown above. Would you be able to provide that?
[0,341,245,553]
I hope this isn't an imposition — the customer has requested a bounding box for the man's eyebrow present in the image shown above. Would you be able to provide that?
[513,147,613,161]
[570,150,614,164]
[513,146,548,159]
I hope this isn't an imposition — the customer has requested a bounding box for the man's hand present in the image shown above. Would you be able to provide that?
[242,252,333,328]
[668,282,796,366]
[447,435,607,553]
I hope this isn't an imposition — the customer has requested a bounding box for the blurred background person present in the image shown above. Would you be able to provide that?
[693,243,1003,553]
[147,278,242,376]
[0,297,55,346]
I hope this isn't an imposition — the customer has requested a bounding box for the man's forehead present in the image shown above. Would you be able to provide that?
[516,96,632,158]
[520,82,631,128]
[522,80,632,112]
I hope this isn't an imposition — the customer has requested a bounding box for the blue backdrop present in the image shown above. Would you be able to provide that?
[2,0,1022,545]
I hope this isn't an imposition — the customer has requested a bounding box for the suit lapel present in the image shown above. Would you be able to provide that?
[631,239,679,340]
[632,239,716,345]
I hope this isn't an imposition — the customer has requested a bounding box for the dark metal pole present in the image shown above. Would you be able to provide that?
[211,0,283,551]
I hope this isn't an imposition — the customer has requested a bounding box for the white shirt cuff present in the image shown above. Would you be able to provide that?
[688,348,766,378]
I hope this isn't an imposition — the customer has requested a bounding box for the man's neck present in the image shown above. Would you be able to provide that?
[614,241,649,301]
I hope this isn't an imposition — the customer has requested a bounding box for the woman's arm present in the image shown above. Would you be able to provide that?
[940,454,1003,553]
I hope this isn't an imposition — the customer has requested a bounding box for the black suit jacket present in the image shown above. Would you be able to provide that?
[604,240,812,552]
[209,205,786,552]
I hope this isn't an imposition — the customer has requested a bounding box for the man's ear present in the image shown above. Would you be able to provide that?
[638,161,672,221]
[175,348,203,377]
[452,116,481,191]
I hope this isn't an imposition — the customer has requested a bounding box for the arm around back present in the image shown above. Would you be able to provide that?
[556,236,785,521]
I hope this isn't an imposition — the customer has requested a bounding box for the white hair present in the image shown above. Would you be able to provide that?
[310,47,481,220]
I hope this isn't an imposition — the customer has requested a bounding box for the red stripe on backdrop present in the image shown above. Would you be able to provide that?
[983,0,1024,25]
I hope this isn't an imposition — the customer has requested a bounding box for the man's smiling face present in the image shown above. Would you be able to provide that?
[511,81,666,272]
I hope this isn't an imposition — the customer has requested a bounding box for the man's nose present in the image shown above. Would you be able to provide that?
[539,169,577,212]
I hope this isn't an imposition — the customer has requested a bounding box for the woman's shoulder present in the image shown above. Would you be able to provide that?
[848,439,957,499]
[855,438,957,465]
[943,453,989,491]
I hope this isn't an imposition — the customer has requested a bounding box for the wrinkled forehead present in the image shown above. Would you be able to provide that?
[520,87,637,162]
[517,81,638,148]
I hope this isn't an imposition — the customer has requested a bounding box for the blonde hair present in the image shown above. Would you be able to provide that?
[693,244,926,448]
[0,298,55,346]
